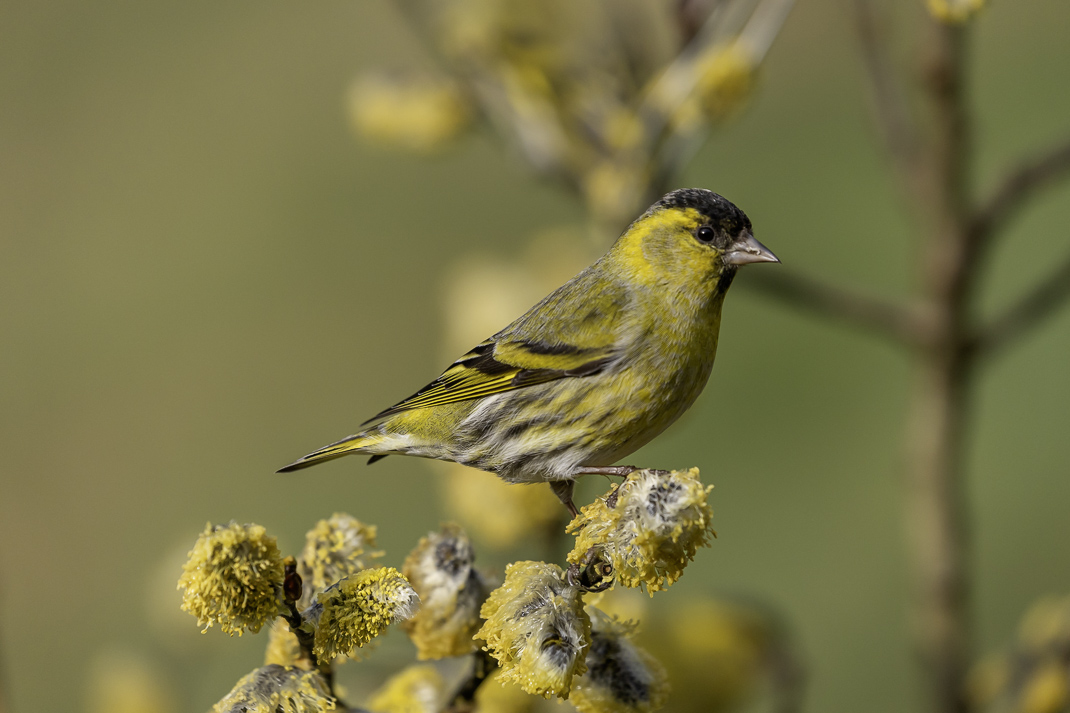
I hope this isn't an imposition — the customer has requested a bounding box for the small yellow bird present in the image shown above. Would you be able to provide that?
[280,188,778,514]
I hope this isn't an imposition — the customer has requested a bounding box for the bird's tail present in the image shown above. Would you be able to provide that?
[277,430,389,473]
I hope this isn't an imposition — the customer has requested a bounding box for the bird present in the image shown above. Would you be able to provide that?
[279,188,778,515]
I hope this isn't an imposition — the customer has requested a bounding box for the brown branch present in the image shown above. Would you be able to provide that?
[744,269,929,347]
[281,602,321,669]
[968,138,1070,249]
[931,26,972,222]
[768,639,807,713]
[675,0,711,44]
[853,0,923,196]
[907,20,974,713]
[970,252,1070,357]
[280,559,342,704]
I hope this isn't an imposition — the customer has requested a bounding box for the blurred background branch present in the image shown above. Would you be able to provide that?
[853,0,924,205]
[371,0,795,228]
[744,269,929,346]
[752,5,1068,712]
[353,2,1070,713]
[971,254,1070,358]
[968,138,1070,254]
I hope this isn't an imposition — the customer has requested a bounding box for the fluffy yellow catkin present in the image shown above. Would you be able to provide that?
[927,0,984,24]
[694,43,756,120]
[211,665,335,713]
[570,609,668,713]
[477,561,591,699]
[309,567,419,661]
[401,523,492,659]
[263,620,303,668]
[365,665,445,713]
[297,513,381,609]
[178,522,284,635]
[348,74,471,153]
[967,595,1070,713]
[568,468,715,593]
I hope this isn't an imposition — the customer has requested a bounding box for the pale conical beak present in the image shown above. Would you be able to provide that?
[724,233,780,266]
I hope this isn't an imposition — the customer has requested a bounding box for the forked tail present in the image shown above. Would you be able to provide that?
[276,431,388,473]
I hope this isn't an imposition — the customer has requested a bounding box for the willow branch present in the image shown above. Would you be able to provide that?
[970,252,1070,357]
[968,138,1070,250]
[744,269,928,347]
[641,0,794,154]
[280,559,341,703]
[853,0,922,194]
[389,0,576,180]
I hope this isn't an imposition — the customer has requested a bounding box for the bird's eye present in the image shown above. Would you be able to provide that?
[696,226,715,243]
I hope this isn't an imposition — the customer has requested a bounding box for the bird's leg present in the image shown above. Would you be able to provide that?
[555,467,668,516]
[571,466,672,509]
[549,480,579,518]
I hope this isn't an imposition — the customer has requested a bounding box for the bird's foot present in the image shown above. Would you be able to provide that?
[555,467,670,515]
[605,483,623,509]
[549,480,579,518]
[566,546,614,592]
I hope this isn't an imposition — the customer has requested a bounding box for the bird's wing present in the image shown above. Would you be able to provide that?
[361,338,618,424]
[362,267,631,424]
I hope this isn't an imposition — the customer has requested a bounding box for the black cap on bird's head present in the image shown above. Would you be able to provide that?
[649,188,750,235]
[648,188,779,266]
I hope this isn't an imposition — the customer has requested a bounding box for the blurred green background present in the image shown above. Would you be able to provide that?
[2,1,1069,712]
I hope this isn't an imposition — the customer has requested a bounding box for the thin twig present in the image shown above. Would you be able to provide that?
[278,602,356,711]
[969,253,1070,357]
[676,0,712,44]
[769,640,807,713]
[744,269,929,347]
[922,10,972,263]
[648,0,796,174]
[968,138,1070,250]
[280,559,342,704]
[853,0,923,200]
[281,603,318,664]
[388,0,587,185]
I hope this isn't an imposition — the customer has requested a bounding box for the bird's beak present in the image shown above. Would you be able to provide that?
[724,233,780,266]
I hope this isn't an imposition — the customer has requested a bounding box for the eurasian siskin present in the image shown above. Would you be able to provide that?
[280,188,777,513]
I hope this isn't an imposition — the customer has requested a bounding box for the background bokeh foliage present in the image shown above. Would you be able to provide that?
[1,1,1069,712]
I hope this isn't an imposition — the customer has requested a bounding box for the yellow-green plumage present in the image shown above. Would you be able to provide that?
[279,188,778,510]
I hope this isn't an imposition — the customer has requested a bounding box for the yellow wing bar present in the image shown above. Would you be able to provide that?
[363,339,616,423]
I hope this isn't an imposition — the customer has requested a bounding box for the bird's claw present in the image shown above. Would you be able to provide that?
[566,546,614,592]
